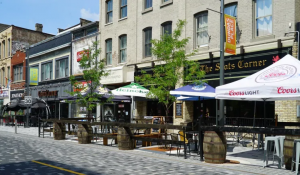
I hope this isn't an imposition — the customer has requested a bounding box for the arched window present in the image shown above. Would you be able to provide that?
[106,39,112,65]
[143,27,152,58]
[119,35,127,63]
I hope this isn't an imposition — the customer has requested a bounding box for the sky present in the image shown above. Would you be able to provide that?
[0,0,99,35]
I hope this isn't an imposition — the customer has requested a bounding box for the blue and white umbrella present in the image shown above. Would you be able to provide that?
[170,83,216,100]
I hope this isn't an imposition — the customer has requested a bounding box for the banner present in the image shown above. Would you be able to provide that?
[224,14,236,55]
[30,67,38,85]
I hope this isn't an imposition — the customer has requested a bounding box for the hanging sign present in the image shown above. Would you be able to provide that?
[224,14,236,55]
[30,67,38,85]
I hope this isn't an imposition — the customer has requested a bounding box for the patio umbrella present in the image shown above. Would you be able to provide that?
[170,83,216,100]
[216,54,300,126]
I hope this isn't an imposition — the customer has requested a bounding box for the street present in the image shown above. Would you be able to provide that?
[0,130,294,175]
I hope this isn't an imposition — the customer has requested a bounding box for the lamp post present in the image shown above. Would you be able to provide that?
[25,47,30,128]
[219,0,225,126]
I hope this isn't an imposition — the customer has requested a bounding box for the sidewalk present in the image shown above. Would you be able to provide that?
[0,125,295,174]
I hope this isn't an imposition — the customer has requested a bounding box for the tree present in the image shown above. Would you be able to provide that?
[66,41,111,119]
[135,20,205,122]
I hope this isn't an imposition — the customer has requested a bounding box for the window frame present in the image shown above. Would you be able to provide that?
[86,27,98,36]
[55,56,69,79]
[7,39,10,57]
[13,64,23,82]
[144,0,153,10]
[194,12,209,48]
[73,32,84,40]
[120,0,127,19]
[41,61,53,81]
[254,0,273,37]
[7,66,10,81]
[119,35,127,63]
[143,27,152,58]
[2,68,5,85]
[161,21,172,36]
[106,39,113,65]
[2,41,5,58]
[106,0,113,23]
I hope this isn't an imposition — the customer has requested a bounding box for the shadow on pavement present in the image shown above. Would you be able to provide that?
[0,159,102,175]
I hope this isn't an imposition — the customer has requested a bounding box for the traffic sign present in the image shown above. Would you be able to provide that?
[24,96,32,105]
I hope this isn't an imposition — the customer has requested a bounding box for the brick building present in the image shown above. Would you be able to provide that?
[0,23,53,106]
[11,50,26,90]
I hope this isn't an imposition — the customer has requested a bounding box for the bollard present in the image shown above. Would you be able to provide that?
[15,118,17,134]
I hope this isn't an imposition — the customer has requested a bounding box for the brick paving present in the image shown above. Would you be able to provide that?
[0,126,296,175]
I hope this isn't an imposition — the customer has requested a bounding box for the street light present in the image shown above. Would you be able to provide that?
[25,46,30,128]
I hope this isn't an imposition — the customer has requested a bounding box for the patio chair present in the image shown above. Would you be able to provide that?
[170,133,181,157]
[178,131,192,155]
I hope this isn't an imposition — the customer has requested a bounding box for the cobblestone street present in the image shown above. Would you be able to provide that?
[0,129,295,175]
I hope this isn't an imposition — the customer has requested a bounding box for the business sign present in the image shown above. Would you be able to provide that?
[38,90,58,97]
[225,14,236,55]
[77,50,89,62]
[11,90,24,100]
[100,69,124,84]
[30,67,38,85]
[0,90,9,98]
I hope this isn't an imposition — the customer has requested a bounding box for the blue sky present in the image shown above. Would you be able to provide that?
[0,0,99,35]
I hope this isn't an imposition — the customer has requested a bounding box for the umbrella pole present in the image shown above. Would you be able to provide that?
[131,95,134,123]
[253,101,256,128]
[264,100,266,127]
[59,103,61,120]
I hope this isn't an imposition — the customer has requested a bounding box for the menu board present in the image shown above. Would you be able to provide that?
[176,103,183,118]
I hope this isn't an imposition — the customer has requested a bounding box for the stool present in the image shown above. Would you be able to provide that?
[274,136,285,168]
[291,139,300,173]
[263,136,281,169]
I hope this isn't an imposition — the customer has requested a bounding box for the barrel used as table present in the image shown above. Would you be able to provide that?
[78,124,93,144]
[203,131,227,163]
[284,135,300,170]
[53,122,66,140]
[117,127,135,150]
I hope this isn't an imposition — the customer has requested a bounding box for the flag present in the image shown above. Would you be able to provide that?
[7,79,11,89]
[224,14,236,55]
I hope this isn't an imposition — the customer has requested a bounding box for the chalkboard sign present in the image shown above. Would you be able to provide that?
[151,116,164,134]
[176,103,183,118]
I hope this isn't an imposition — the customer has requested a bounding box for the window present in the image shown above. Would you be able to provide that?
[144,28,152,57]
[255,0,272,37]
[119,35,127,63]
[86,27,98,35]
[120,0,127,18]
[195,12,208,47]
[225,3,239,43]
[106,39,112,65]
[0,43,1,58]
[2,68,5,85]
[56,58,69,78]
[162,22,172,35]
[2,41,5,58]
[41,62,53,81]
[13,65,23,82]
[74,32,84,40]
[8,39,10,56]
[107,0,113,23]
[7,67,10,81]
[145,0,152,9]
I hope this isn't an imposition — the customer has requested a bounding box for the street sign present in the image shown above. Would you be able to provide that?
[24,96,32,105]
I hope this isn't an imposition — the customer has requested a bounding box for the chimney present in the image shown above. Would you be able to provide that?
[35,23,43,32]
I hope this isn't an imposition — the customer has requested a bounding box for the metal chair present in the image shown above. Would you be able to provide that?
[263,136,281,169]
[291,139,300,174]
[170,133,180,157]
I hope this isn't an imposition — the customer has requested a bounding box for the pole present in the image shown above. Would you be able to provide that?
[14,116,17,134]
[26,48,30,128]
[219,0,225,126]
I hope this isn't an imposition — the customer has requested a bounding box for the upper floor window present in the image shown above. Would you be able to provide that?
[255,0,272,37]
[86,27,98,35]
[13,64,23,82]
[7,67,10,81]
[145,0,152,9]
[2,68,4,86]
[195,12,208,47]
[107,0,113,23]
[144,28,152,57]
[7,39,10,57]
[2,41,5,58]
[162,21,172,36]
[0,44,1,58]
[74,32,84,40]
[106,39,112,65]
[56,57,69,78]
[41,61,53,81]
[120,0,127,18]
[119,35,127,63]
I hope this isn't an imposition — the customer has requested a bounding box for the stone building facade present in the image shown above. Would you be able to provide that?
[99,0,300,125]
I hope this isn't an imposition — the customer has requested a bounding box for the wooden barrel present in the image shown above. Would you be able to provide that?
[78,124,92,144]
[203,131,227,164]
[284,135,300,170]
[53,122,66,140]
[117,127,135,150]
